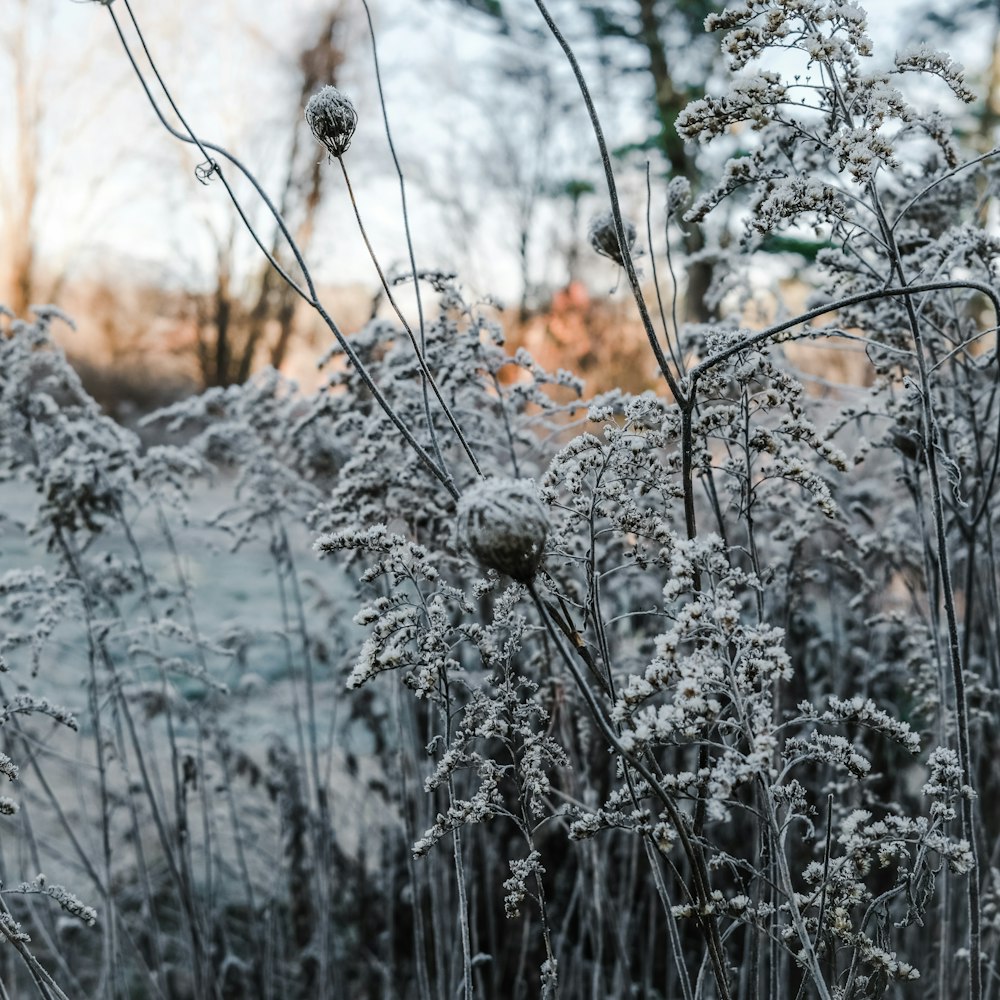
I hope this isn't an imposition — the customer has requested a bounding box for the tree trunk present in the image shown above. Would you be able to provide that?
[4,2,40,317]
[634,0,713,322]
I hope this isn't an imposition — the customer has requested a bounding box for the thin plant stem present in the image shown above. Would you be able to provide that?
[336,157,481,482]
[868,186,983,1000]
[643,838,695,1000]
[532,0,685,404]
[645,162,684,374]
[527,582,733,1000]
[689,279,1000,386]
[103,0,457,498]
[392,688,434,1000]
[360,0,458,486]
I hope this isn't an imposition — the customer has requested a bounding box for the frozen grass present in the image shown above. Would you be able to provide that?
[3,0,1000,997]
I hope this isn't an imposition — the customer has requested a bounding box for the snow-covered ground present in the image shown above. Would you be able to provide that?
[0,475,390,900]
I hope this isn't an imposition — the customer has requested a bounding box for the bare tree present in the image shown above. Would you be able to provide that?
[191,4,349,387]
[1,0,42,316]
[0,0,126,317]
[443,0,719,317]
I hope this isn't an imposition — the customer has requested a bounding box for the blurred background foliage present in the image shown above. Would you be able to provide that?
[1,0,997,411]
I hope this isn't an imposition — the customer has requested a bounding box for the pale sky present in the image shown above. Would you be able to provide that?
[5,0,561,305]
[2,0,989,316]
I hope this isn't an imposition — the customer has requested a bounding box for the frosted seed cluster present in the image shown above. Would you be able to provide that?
[457,478,549,584]
[587,211,637,267]
[305,85,358,158]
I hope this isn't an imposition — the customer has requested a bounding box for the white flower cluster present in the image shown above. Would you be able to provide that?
[676,72,787,140]
[894,44,975,103]
[785,731,871,777]
[0,911,30,944]
[677,0,973,250]
[412,763,503,858]
[810,695,921,754]
[0,751,17,783]
[502,851,545,918]
[922,745,970,820]
[0,696,78,732]
[706,0,873,71]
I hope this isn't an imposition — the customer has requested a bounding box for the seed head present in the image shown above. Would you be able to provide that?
[305,86,358,158]
[458,478,549,584]
[588,210,637,267]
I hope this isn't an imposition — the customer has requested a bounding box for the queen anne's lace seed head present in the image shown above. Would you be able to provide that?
[305,86,358,157]
[588,211,637,267]
[458,478,549,584]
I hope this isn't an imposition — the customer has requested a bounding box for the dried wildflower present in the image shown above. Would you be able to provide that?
[588,210,637,267]
[0,751,17,782]
[503,851,545,918]
[895,44,975,103]
[0,912,29,943]
[458,478,548,584]
[15,877,97,928]
[305,85,358,157]
[665,177,691,218]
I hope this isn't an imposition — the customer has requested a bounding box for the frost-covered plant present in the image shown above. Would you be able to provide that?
[318,1,996,995]
[0,308,390,997]
[19,0,1000,997]
[304,84,358,158]
[457,477,549,584]
[588,209,639,267]
[671,2,997,993]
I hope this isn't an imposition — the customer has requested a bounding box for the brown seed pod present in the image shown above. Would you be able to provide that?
[457,478,549,584]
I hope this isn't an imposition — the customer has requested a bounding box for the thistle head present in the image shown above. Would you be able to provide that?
[457,478,549,584]
[588,210,637,267]
[305,85,358,158]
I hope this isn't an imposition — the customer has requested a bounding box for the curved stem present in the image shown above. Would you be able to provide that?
[646,162,684,374]
[532,0,685,404]
[890,146,1000,234]
[105,1,457,498]
[689,279,1000,388]
[117,0,314,300]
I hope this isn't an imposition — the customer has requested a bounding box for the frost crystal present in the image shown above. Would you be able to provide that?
[457,478,549,584]
[305,85,358,157]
